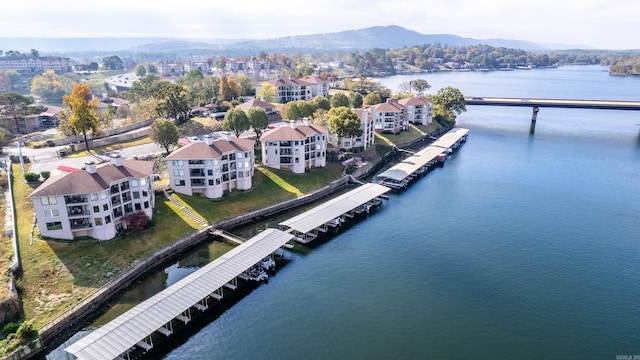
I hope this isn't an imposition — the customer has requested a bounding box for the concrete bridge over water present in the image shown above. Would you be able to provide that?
[464,97,640,133]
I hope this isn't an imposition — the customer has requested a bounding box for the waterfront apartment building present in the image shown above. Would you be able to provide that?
[166,134,255,199]
[370,96,433,134]
[28,155,155,241]
[260,120,328,174]
[261,75,329,103]
[0,56,73,74]
[330,108,375,152]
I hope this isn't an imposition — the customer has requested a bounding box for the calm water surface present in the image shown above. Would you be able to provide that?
[56,66,640,360]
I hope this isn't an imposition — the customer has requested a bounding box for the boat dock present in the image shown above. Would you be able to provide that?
[376,127,469,189]
[65,229,294,360]
[279,183,391,244]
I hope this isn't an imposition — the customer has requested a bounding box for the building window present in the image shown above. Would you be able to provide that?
[131,179,139,187]
[105,215,111,224]
[90,193,98,201]
[41,196,57,205]
[207,169,213,176]
[173,160,183,166]
[208,179,214,185]
[46,222,62,230]
[173,169,185,176]
[44,209,59,218]
[215,178,221,185]
[93,206,100,213]
[141,178,147,186]
[103,204,109,211]
[133,191,140,199]
[101,191,108,199]
[207,160,213,166]
[174,179,185,186]
[134,203,141,211]
[142,190,148,197]
[237,152,243,159]
[95,218,103,226]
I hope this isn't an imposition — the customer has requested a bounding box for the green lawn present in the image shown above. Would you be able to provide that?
[13,161,343,329]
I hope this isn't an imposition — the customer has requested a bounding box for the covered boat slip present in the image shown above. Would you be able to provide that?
[376,127,469,189]
[429,127,469,151]
[279,183,391,244]
[376,146,444,189]
[65,229,294,360]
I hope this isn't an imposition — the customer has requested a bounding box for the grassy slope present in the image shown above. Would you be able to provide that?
[14,162,343,328]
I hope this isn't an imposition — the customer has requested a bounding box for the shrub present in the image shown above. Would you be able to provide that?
[40,171,50,179]
[23,172,40,182]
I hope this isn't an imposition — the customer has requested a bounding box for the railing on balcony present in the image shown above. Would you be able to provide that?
[191,179,206,187]
[70,218,92,230]
[120,182,130,191]
[65,195,88,204]
[190,169,205,177]
[68,206,89,217]
[111,197,121,206]
[113,209,123,218]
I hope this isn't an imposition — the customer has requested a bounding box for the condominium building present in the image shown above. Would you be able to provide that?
[166,133,255,199]
[398,96,433,126]
[261,75,329,103]
[260,120,328,174]
[369,95,433,133]
[28,155,155,241]
[0,56,73,74]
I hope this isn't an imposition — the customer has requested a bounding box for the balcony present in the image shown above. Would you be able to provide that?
[111,196,121,206]
[68,206,89,217]
[279,141,292,147]
[65,195,88,204]
[70,218,92,230]
[121,193,131,202]
[191,179,206,187]
[120,182,130,191]
[110,185,119,194]
[190,169,205,177]
[113,209,123,218]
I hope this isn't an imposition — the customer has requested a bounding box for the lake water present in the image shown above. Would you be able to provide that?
[54,66,640,360]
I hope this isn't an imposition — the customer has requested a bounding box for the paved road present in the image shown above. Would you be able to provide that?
[4,139,165,174]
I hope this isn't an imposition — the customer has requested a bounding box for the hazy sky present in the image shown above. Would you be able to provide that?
[1,0,638,49]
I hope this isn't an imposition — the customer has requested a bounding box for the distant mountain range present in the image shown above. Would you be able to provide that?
[0,25,577,56]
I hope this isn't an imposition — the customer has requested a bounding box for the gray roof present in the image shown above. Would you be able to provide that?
[429,127,470,150]
[279,183,390,234]
[376,146,444,182]
[65,228,294,360]
[376,127,469,182]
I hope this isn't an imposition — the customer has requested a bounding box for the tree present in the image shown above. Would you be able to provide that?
[134,64,147,77]
[411,79,431,94]
[398,81,412,94]
[63,83,100,151]
[146,63,157,74]
[349,92,363,108]
[127,74,162,103]
[433,86,466,115]
[31,70,75,102]
[283,101,302,120]
[102,55,124,70]
[364,92,382,105]
[221,108,250,137]
[330,92,350,108]
[257,83,277,103]
[0,92,39,133]
[247,107,269,141]
[312,95,330,111]
[327,107,362,148]
[56,107,76,136]
[5,70,20,90]
[157,82,192,122]
[131,98,162,122]
[149,118,179,155]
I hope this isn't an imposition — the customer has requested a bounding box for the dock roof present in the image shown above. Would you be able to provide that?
[279,183,390,234]
[376,146,444,182]
[65,228,294,360]
[429,127,470,150]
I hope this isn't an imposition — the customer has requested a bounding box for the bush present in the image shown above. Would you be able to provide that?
[40,171,50,179]
[23,172,40,182]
